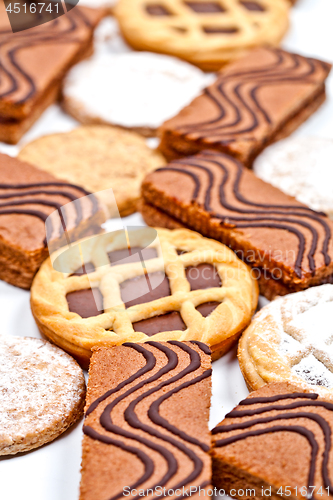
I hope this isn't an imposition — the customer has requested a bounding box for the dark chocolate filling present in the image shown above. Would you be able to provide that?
[71,262,96,276]
[185,1,225,13]
[120,272,170,308]
[108,247,157,266]
[133,311,187,335]
[203,26,239,34]
[240,1,265,11]
[67,288,103,317]
[186,263,221,290]
[196,301,220,317]
[146,4,172,15]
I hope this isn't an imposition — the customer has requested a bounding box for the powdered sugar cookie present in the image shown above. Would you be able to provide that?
[0,336,86,456]
[62,52,213,136]
[254,137,333,218]
[238,284,333,396]
[76,0,117,13]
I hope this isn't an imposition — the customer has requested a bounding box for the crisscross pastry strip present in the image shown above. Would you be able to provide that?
[31,228,258,365]
[115,0,290,70]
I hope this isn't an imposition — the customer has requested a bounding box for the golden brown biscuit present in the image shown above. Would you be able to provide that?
[238,285,333,396]
[115,0,290,71]
[30,228,258,367]
[18,125,166,217]
[0,335,85,456]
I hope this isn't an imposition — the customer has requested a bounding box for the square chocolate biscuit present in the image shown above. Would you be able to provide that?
[80,341,212,500]
[0,4,103,144]
[141,150,333,300]
[0,153,104,289]
[158,47,331,166]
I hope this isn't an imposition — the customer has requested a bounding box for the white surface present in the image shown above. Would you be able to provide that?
[254,137,333,216]
[1,0,333,498]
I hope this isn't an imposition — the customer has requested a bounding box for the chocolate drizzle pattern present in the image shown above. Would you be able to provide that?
[212,392,333,499]
[176,49,331,141]
[83,341,212,499]
[0,8,93,107]
[156,151,332,278]
[0,180,99,245]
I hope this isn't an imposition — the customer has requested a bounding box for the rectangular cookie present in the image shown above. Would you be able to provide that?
[141,150,333,300]
[211,382,333,500]
[158,47,331,165]
[0,4,103,144]
[0,152,105,289]
[80,341,212,500]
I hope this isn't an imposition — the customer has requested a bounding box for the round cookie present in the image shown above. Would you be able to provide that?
[0,335,85,456]
[18,125,165,217]
[30,228,259,367]
[255,137,333,219]
[114,0,290,71]
[62,52,213,136]
[238,284,333,396]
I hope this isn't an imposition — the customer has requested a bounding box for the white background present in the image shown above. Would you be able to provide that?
[1,0,333,498]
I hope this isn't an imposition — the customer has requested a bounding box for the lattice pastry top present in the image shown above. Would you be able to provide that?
[31,228,258,366]
[239,284,333,396]
[115,0,290,70]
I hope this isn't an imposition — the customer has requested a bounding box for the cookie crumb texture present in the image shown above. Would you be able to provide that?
[211,382,333,500]
[0,336,86,456]
[80,341,212,499]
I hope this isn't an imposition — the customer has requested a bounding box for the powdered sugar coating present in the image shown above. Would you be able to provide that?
[0,336,85,455]
[249,284,333,392]
[254,137,333,218]
[63,52,214,130]
[77,0,117,7]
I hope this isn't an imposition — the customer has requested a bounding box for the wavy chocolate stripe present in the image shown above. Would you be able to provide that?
[83,341,211,499]
[178,49,330,137]
[212,393,333,498]
[0,180,98,244]
[157,153,332,277]
[0,8,93,104]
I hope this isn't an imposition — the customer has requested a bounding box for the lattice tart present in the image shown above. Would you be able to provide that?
[30,228,258,367]
[238,284,333,396]
[114,0,290,71]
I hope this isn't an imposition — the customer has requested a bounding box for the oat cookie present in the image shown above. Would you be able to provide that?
[238,284,333,396]
[30,228,258,366]
[18,125,165,217]
[62,52,212,137]
[114,0,290,71]
[0,336,85,456]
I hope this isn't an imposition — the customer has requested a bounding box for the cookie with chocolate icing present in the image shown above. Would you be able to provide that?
[30,228,258,367]
[211,382,333,500]
[0,153,105,289]
[239,285,333,394]
[80,341,212,500]
[141,150,333,300]
[115,0,290,71]
[158,47,331,165]
[0,3,103,144]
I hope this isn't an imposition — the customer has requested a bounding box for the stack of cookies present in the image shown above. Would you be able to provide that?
[1,1,333,500]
